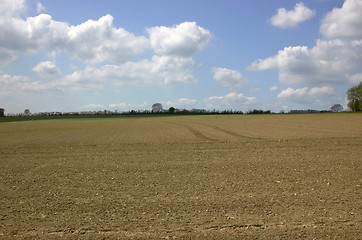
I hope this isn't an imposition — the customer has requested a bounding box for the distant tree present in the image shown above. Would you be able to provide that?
[347,82,362,111]
[168,107,175,113]
[247,109,271,114]
[24,109,31,116]
[152,103,163,113]
[330,104,343,112]
[180,109,190,114]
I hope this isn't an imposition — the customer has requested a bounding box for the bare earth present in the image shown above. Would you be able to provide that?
[0,114,361,239]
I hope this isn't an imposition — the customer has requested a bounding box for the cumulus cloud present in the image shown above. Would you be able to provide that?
[212,67,248,90]
[0,1,40,62]
[0,1,211,90]
[0,7,212,64]
[108,102,148,110]
[348,73,362,84]
[270,2,316,28]
[82,104,106,110]
[0,3,149,64]
[248,40,362,86]
[108,103,128,109]
[0,73,49,98]
[36,1,45,13]
[253,0,362,88]
[320,0,362,39]
[32,61,60,77]
[0,0,26,18]
[165,98,198,108]
[66,14,149,64]
[270,86,279,91]
[147,22,211,57]
[58,55,196,91]
[277,86,336,105]
[204,92,257,110]
[1,54,198,97]
[0,0,213,95]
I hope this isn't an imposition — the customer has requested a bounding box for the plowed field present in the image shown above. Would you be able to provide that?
[0,114,361,239]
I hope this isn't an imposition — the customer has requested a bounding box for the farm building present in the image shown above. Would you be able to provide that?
[0,108,4,117]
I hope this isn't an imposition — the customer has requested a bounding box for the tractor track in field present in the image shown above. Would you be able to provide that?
[197,123,262,140]
[163,121,214,141]
[181,124,214,141]
[164,120,261,141]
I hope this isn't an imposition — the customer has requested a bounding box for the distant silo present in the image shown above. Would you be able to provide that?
[0,108,4,117]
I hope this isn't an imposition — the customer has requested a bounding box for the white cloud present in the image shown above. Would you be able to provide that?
[212,67,248,90]
[108,102,148,110]
[0,1,211,96]
[36,1,45,13]
[25,14,70,49]
[277,86,336,105]
[0,73,49,98]
[66,14,149,64]
[1,54,198,98]
[204,92,257,110]
[248,39,362,86]
[165,98,197,108]
[251,1,362,88]
[320,0,362,39]
[348,73,362,84]
[0,3,149,64]
[0,0,211,69]
[108,103,128,109]
[149,55,196,84]
[82,104,106,110]
[147,22,211,57]
[32,61,60,77]
[0,14,37,62]
[270,86,279,91]
[57,55,196,91]
[0,0,26,18]
[270,3,316,28]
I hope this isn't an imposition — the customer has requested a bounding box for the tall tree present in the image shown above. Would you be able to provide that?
[24,109,31,115]
[152,103,163,113]
[347,82,362,111]
[168,107,175,114]
[330,104,343,112]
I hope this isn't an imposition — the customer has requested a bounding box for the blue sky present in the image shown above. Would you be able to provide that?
[1,0,361,114]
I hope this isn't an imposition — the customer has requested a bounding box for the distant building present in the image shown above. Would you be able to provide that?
[0,108,4,117]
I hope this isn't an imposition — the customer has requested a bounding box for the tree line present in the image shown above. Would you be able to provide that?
[1,82,361,120]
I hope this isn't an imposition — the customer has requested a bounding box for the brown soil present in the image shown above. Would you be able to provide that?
[0,114,361,239]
